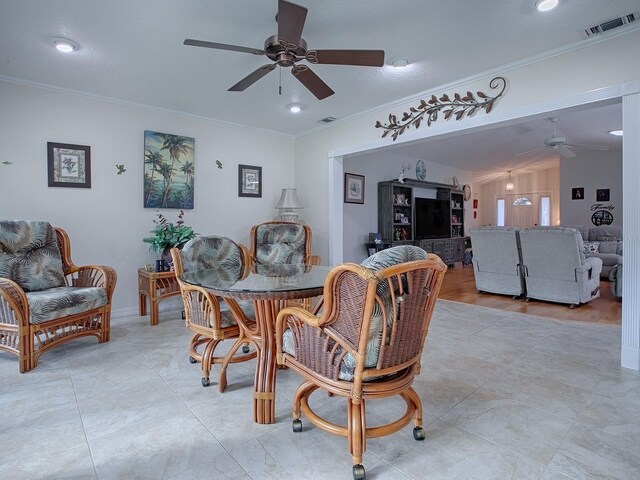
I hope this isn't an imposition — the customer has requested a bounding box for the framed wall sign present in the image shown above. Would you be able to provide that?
[572,187,584,200]
[47,142,91,188]
[344,173,365,204]
[238,164,262,197]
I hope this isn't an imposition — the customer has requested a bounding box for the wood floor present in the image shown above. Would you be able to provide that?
[438,263,622,325]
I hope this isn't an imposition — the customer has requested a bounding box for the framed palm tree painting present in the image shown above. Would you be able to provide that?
[143,130,195,209]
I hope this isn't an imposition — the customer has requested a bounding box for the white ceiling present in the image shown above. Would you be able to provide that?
[0,0,633,174]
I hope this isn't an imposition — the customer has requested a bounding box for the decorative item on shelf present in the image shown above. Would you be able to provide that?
[375,76,507,140]
[416,159,426,180]
[396,193,406,205]
[275,188,304,222]
[143,209,197,271]
[397,163,411,183]
[451,176,460,190]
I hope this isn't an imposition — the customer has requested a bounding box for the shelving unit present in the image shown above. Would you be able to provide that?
[377,179,466,267]
[378,181,414,246]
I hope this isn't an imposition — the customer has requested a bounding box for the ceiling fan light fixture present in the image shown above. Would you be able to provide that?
[535,0,558,12]
[52,37,80,53]
[608,129,623,136]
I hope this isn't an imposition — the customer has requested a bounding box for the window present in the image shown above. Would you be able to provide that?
[513,197,532,206]
[496,198,505,226]
[540,195,551,226]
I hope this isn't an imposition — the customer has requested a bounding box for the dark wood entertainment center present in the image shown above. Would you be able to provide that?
[378,179,465,267]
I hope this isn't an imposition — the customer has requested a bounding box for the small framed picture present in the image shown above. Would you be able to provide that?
[596,189,610,202]
[238,164,262,197]
[572,187,584,200]
[344,173,365,204]
[47,142,91,188]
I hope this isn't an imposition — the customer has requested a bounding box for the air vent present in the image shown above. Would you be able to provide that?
[583,11,638,38]
[317,116,337,123]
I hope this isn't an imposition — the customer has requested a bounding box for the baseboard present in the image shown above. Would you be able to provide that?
[621,346,640,371]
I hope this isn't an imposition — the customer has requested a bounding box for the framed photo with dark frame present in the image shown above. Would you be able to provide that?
[238,164,262,197]
[47,142,91,188]
[344,172,365,204]
[571,187,584,200]
[596,188,610,202]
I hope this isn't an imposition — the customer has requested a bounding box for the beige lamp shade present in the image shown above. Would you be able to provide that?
[276,188,303,222]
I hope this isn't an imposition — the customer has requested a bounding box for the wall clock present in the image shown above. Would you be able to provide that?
[415,160,426,180]
[463,184,471,201]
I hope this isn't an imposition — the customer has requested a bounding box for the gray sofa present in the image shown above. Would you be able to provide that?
[469,227,525,297]
[564,225,622,278]
[519,227,602,307]
[610,259,622,298]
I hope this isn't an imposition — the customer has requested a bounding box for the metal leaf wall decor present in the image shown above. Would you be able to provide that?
[375,76,507,141]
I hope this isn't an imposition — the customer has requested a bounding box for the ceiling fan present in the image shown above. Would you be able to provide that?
[183,0,385,100]
[516,117,610,159]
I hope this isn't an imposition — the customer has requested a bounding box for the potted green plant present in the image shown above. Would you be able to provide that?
[143,210,197,270]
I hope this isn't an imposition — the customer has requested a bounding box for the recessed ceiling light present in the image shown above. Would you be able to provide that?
[287,103,304,113]
[389,57,409,68]
[535,0,558,12]
[52,37,80,53]
[608,130,623,136]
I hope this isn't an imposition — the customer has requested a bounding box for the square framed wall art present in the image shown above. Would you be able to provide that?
[238,164,262,197]
[47,142,91,188]
[571,187,584,200]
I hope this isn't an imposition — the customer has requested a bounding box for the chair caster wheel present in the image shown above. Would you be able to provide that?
[413,426,426,441]
[189,356,197,364]
[352,464,366,480]
[292,419,303,432]
[242,344,250,354]
[201,377,210,387]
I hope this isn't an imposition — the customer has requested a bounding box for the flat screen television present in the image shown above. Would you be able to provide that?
[415,197,451,239]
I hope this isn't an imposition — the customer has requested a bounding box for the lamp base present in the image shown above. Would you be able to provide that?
[279,210,299,222]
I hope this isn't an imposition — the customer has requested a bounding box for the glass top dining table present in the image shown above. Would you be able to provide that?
[179,263,333,424]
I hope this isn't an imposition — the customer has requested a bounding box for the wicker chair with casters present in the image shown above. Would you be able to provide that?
[275,246,447,480]
[171,236,256,391]
[0,220,117,372]
[250,221,321,311]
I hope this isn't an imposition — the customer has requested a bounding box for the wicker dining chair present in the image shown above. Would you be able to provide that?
[171,236,256,392]
[275,246,447,480]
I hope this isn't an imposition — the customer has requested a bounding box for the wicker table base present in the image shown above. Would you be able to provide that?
[137,268,180,325]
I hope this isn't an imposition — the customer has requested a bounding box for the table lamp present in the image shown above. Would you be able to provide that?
[276,188,303,222]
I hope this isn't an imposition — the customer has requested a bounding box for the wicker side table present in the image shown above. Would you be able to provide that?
[137,268,181,325]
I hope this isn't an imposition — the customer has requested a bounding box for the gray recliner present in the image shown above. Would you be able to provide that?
[519,227,602,307]
[469,227,525,297]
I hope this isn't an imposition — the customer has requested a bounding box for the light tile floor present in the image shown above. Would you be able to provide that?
[1,300,639,480]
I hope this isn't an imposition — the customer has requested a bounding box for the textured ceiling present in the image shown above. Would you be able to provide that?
[0,0,633,172]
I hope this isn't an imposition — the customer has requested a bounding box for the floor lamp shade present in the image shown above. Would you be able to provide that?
[276,188,303,222]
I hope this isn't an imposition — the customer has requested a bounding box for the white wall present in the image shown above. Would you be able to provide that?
[342,152,471,263]
[475,166,560,226]
[294,30,640,263]
[559,150,623,227]
[0,82,295,316]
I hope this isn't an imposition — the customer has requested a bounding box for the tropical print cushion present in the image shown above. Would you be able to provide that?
[180,236,244,279]
[26,286,107,324]
[0,221,65,292]
[254,223,306,265]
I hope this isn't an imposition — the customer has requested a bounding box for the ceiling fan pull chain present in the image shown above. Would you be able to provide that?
[279,66,282,95]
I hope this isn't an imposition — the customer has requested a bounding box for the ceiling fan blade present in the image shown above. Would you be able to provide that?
[278,0,307,45]
[557,145,576,159]
[309,49,385,67]
[291,65,334,100]
[573,143,611,151]
[184,39,264,55]
[229,64,277,92]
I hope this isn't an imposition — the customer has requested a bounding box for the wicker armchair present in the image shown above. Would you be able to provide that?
[0,221,116,372]
[171,236,256,391]
[275,246,447,480]
[249,221,320,267]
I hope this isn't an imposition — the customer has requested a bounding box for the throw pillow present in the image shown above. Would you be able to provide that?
[583,241,600,254]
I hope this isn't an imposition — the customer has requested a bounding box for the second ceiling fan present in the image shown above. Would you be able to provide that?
[184,0,385,100]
